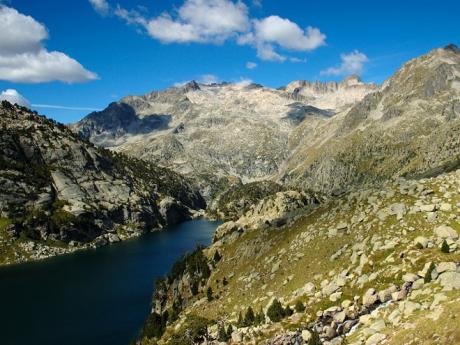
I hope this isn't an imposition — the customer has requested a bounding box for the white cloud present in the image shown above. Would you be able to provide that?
[94,0,325,63]
[321,50,369,76]
[198,74,219,84]
[256,43,286,62]
[0,6,47,55]
[117,0,249,44]
[246,61,257,69]
[0,6,97,83]
[0,50,98,83]
[289,57,307,63]
[89,0,109,16]
[253,16,325,51]
[0,89,30,107]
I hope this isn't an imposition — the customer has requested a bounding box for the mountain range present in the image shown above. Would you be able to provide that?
[1,44,460,345]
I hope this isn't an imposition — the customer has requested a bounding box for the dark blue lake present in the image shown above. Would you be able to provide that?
[0,219,220,345]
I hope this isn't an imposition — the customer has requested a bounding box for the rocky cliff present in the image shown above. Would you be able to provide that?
[0,102,205,265]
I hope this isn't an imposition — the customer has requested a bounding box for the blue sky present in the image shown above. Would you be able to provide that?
[0,0,459,123]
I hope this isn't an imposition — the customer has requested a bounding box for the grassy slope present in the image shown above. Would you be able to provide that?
[156,169,460,344]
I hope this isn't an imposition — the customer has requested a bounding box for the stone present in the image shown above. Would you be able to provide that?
[231,331,243,342]
[434,225,459,240]
[412,279,424,290]
[401,301,421,317]
[341,299,352,308]
[322,281,340,296]
[420,204,436,212]
[402,273,418,283]
[438,271,460,290]
[389,203,406,219]
[437,262,457,273]
[301,330,312,342]
[391,289,407,301]
[330,291,342,302]
[439,203,452,211]
[333,310,346,323]
[413,236,429,249]
[365,333,386,345]
[363,288,378,307]
[426,212,438,222]
[337,222,348,230]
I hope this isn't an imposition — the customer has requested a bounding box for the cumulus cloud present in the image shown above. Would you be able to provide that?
[255,43,286,62]
[321,50,369,76]
[246,61,257,69]
[93,0,325,62]
[0,89,30,107]
[89,0,110,16]
[0,6,97,83]
[253,16,325,51]
[116,0,249,44]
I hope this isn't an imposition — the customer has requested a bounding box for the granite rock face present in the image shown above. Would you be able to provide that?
[0,102,205,264]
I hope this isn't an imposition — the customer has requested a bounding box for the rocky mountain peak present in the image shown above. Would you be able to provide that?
[444,43,460,54]
[341,74,363,87]
[182,80,201,92]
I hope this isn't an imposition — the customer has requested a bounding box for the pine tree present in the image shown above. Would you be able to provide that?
[226,325,233,339]
[441,240,450,253]
[206,287,213,301]
[218,323,229,341]
[284,305,293,317]
[213,250,222,262]
[255,309,265,325]
[295,301,305,313]
[267,299,285,322]
[308,329,321,345]
[243,306,255,327]
[237,311,243,327]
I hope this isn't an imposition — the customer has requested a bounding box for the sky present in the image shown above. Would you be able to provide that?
[0,0,459,123]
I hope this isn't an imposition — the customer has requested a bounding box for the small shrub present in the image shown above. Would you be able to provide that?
[255,309,265,325]
[424,262,436,283]
[207,287,213,301]
[237,311,243,327]
[243,306,255,327]
[267,299,285,322]
[284,305,293,317]
[295,301,305,313]
[218,323,229,341]
[308,329,321,345]
[213,250,222,262]
[441,240,450,253]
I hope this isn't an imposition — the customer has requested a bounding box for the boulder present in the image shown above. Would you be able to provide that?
[437,262,457,273]
[420,204,436,212]
[301,330,312,342]
[438,271,460,290]
[413,236,429,249]
[434,225,459,240]
[362,288,378,307]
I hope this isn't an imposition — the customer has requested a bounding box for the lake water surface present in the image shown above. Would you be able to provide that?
[0,219,220,345]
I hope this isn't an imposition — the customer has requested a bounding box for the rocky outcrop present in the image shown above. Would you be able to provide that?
[0,102,205,265]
